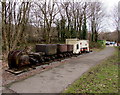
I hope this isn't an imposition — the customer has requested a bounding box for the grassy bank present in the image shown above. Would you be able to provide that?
[63,47,119,93]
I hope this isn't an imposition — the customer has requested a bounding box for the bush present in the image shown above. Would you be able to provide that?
[89,41,105,49]
[27,37,40,43]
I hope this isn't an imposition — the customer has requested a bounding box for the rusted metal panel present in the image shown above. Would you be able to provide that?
[57,44,67,53]
[8,50,30,69]
[67,44,73,52]
[36,44,57,55]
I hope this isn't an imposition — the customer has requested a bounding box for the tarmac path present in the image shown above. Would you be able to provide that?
[4,47,115,93]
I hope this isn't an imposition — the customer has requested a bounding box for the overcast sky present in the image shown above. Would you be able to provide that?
[102,0,118,8]
[101,0,119,32]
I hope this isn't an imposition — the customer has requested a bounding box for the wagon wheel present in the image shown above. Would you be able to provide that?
[8,50,20,69]
[15,51,23,68]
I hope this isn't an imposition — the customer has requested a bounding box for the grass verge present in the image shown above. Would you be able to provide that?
[63,47,119,93]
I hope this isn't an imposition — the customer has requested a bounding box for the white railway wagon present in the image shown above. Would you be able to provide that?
[66,39,81,54]
[79,40,89,52]
[66,39,89,54]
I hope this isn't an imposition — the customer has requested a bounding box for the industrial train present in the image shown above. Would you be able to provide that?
[8,39,90,69]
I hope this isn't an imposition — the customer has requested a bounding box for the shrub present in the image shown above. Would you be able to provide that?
[89,41,105,49]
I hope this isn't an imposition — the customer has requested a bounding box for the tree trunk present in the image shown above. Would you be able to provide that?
[2,2,9,53]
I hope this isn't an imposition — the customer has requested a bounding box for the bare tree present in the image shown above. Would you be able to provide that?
[89,2,105,42]
[112,4,120,43]
[56,1,86,39]
[0,2,2,56]
[118,2,120,43]
[1,1,31,56]
[30,3,44,41]
[34,0,59,43]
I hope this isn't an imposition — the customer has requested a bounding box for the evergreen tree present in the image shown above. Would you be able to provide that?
[82,10,87,40]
